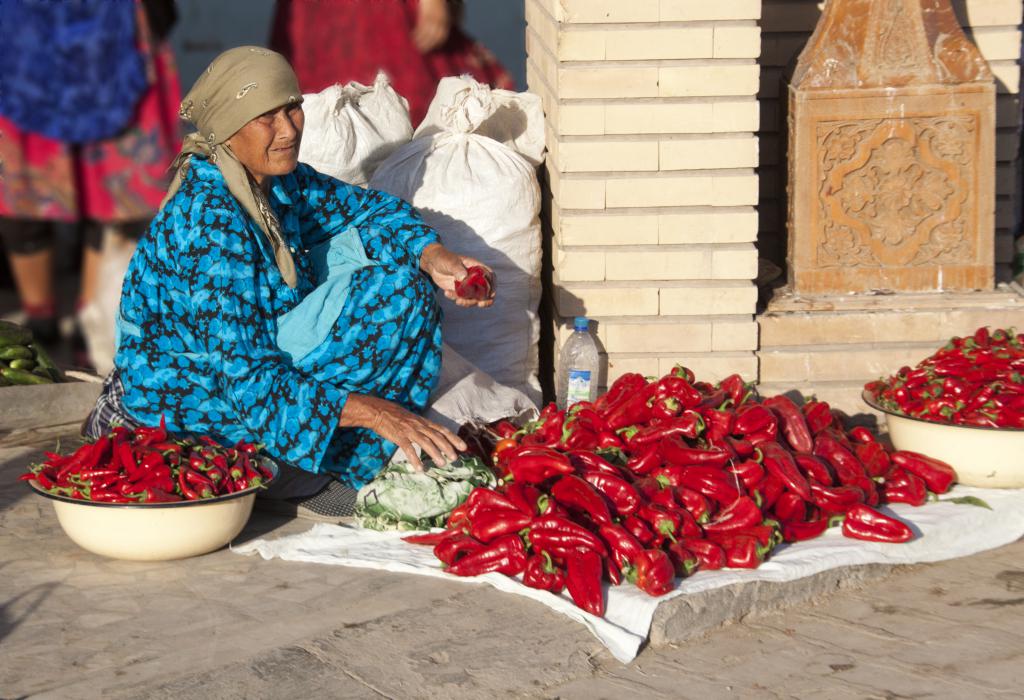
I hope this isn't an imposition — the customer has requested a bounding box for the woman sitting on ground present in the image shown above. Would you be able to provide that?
[84,46,493,518]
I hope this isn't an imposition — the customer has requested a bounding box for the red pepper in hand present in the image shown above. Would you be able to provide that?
[762,395,814,452]
[522,552,566,593]
[447,534,527,576]
[890,451,956,494]
[550,475,613,525]
[632,549,676,596]
[841,505,914,543]
[565,550,605,615]
[453,265,493,301]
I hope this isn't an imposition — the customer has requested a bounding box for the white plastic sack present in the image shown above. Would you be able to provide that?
[298,72,412,187]
[77,227,135,374]
[370,78,545,403]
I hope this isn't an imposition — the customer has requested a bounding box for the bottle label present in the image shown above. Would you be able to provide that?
[566,369,592,407]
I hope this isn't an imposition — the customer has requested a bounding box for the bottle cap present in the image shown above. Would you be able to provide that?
[573,316,589,332]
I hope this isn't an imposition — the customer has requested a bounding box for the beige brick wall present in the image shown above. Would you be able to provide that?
[527,0,762,388]
[759,0,1023,276]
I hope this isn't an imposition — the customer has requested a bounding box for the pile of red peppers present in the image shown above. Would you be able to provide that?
[866,326,1024,428]
[20,419,273,503]
[414,366,958,617]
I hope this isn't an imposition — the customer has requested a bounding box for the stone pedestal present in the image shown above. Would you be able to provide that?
[786,0,996,294]
[760,0,1019,413]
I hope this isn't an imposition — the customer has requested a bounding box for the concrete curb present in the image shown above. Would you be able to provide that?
[649,563,900,647]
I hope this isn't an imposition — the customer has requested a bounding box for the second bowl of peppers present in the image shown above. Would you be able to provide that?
[22,422,277,561]
[864,326,1024,488]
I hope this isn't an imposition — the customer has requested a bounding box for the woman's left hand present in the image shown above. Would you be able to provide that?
[420,243,496,308]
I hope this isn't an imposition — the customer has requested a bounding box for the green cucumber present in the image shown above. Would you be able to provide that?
[9,358,36,371]
[0,345,33,360]
[1,367,52,385]
[0,321,32,347]
[29,343,64,382]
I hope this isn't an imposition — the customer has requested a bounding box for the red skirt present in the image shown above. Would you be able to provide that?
[271,0,515,126]
[0,10,182,224]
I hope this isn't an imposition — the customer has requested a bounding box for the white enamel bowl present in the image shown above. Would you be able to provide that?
[27,461,276,561]
[863,391,1024,489]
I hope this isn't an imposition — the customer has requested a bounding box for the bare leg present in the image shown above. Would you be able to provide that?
[8,249,56,309]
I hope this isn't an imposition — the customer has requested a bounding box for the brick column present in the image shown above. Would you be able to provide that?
[525,0,762,388]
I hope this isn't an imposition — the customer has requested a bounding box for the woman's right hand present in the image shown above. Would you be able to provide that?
[340,394,466,470]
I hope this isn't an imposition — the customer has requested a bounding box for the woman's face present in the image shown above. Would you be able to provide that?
[227,103,304,186]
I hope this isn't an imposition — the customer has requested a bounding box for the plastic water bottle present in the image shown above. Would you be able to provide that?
[556,316,600,409]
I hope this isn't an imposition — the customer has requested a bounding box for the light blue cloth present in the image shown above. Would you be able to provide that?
[276,227,375,363]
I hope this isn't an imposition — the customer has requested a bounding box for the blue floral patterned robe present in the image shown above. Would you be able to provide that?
[114,158,442,487]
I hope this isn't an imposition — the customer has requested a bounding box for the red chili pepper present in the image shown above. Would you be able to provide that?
[567,450,623,478]
[594,431,624,449]
[882,468,927,506]
[447,534,527,576]
[141,487,183,503]
[665,542,700,577]
[528,516,607,557]
[751,473,785,510]
[433,532,484,565]
[802,400,835,434]
[636,503,685,542]
[700,407,736,442]
[676,467,743,506]
[565,550,605,615]
[714,533,771,568]
[809,482,864,515]
[634,475,676,508]
[841,505,914,543]
[674,487,711,523]
[507,449,575,484]
[773,492,807,523]
[402,531,454,546]
[725,436,756,459]
[501,482,543,516]
[703,496,761,534]
[890,451,956,494]
[758,442,812,500]
[654,373,703,408]
[632,549,676,596]
[464,487,522,519]
[550,475,613,525]
[729,459,765,490]
[522,552,566,593]
[598,522,646,572]
[733,403,778,440]
[649,396,682,421]
[581,471,641,517]
[853,441,891,479]
[719,373,754,408]
[604,384,656,431]
[659,438,730,468]
[623,515,656,546]
[793,452,835,486]
[468,509,533,543]
[625,444,662,476]
[595,373,647,415]
[628,411,705,449]
[781,516,837,542]
[813,434,867,486]
[679,538,727,570]
[177,470,200,500]
[762,395,814,452]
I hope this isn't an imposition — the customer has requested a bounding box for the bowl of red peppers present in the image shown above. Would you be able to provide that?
[864,326,1024,488]
[20,420,276,561]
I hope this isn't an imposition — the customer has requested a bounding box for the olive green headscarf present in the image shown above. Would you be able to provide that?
[163,46,303,288]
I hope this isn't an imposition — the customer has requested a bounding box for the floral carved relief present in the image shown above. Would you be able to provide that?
[816,115,975,269]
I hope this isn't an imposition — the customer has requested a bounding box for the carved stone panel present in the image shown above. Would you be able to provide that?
[786,0,995,295]
[788,87,994,294]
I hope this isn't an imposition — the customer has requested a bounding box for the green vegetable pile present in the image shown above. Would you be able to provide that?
[0,321,65,385]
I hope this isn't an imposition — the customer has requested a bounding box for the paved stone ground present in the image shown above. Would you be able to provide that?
[2,442,1022,699]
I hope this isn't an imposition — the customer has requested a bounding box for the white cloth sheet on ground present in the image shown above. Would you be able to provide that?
[234,485,1024,663]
